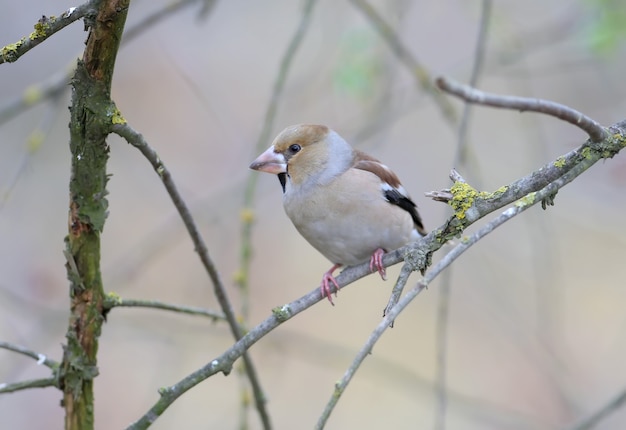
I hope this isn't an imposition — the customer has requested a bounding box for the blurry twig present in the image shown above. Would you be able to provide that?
[349,0,458,125]
[453,0,492,169]
[0,88,65,209]
[567,388,626,430]
[437,3,492,430]
[104,297,226,321]
[122,0,216,44]
[237,2,317,423]
[239,0,318,313]
[436,77,608,142]
[112,121,272,430]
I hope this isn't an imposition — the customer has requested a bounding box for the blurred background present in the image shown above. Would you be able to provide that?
[1,0,626,428]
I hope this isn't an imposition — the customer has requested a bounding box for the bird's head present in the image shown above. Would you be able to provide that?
[250,124,353,188]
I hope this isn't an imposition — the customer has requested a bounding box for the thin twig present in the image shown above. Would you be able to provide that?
[383,261,413,327]
[122,0,215,44]
[0,341,59,369]
[316,143,596,428]
[0,89,65,210]
[453,0,492,169]
[240,0,317,338]
[438,4,492,430]
[127,118,625,429]
[0,377,58,393]
[349,0,457,125]
[126,249,381,430]
[436,76,608,142]
[0,0,210,126]
[567,388,626,430]
[0,2,98,64]
[104,297,226,321]
[237,2,317,425]
[112,122,272,430]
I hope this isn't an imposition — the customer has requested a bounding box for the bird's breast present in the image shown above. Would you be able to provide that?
[282,173,414,266]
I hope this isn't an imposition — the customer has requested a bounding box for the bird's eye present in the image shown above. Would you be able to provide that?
[288,144,301,154]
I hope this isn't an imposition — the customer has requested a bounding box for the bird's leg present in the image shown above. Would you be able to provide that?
[369,248,387,281]
[320,264,342,305]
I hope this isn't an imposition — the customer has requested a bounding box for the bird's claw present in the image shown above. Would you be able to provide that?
[320,264,341,305]
[369,248,387,281]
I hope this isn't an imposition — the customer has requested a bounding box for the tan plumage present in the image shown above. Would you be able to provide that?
[250,124,426,304]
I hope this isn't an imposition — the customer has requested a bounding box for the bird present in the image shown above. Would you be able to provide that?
[250,124,426,304]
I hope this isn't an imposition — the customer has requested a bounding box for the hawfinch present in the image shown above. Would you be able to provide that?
[250,124,426,304]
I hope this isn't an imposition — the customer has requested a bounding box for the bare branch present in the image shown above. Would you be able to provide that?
[0,2,97,65]
[0,0,212,126]
[235,2,318,426]
[122,0,215,44]
[453,0,492,169]
[103,297,226,321]
[0,341,59,369]
[316,141,597,427]
[436,76,608,142]
[382,262,413,327]
[349,0,458,124]
[567,388,626,430]
[440,4,492,428]
[126,116,626,428]
[112,122,271,430]
[125,254,378,430]
[241,0,318,329]
[0,377,57,393]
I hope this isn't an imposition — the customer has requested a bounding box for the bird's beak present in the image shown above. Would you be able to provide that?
[249,146,287,174]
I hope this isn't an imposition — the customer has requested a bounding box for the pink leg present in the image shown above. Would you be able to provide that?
[369,248,387,281]
[320,264,342,305]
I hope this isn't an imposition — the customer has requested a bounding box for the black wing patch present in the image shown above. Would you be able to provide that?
[383,188,426,234]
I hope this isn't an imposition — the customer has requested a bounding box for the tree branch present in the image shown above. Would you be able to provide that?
[439,4,492,429]
[349,0,458,124]
[0,377,58,394]
[0,0,212,127]
[436,76,608,142]
[103,296,226,321]
[0,2,98,65]
[0,340,59,369]
[112,121,271,430]
[316,139,600,427]
[567,388,626,430]
[126,110,626,428]
[61,2,129,428]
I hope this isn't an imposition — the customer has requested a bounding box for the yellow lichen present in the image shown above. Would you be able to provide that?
[271,305,292,322]
[1,39,25,62]
[489,186,508,198]
[581,146,592,159]
[110,107,126,125]
[554,156,566,168]
[105,291,122,304]
[515,192,536,207]
[449,181,479,220]
[29,21,48,40]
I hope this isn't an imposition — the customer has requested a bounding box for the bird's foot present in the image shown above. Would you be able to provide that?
[320,264,341,305]
[369,248,387,281]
